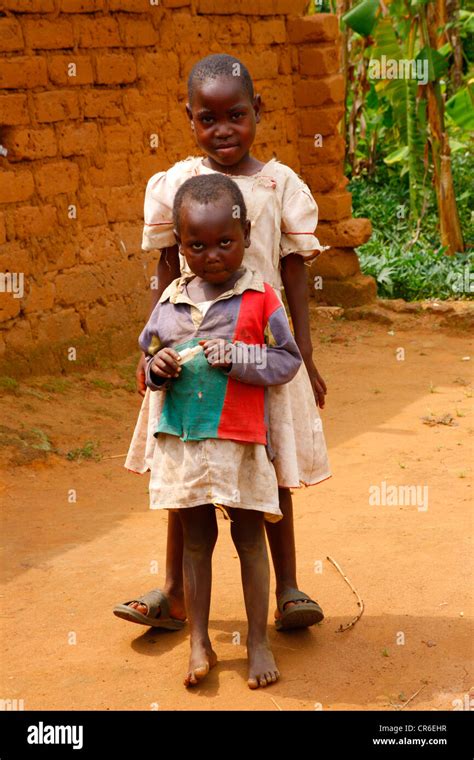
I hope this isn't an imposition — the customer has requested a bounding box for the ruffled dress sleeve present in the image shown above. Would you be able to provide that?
[142,157,201,252]
[280,170,329,262]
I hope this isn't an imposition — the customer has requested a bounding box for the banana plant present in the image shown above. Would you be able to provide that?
[342,0,466,253]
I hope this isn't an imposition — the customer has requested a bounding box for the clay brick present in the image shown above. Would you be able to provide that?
[0,18,24,52]
[105,187,143,222]
[82,90,123,118]
[110,223,142,257]
[315,191,352,221]
[287,15,339,43]
[36,309,83,344]
[0,171,35,204]
[159,13,210,51]
[0,293,22,324]
[102,124,143,153]
[60,0,105,11]
[299,45,341,76]
[253,112,287,147]
[3,0,55,10]
[85,300,129,333]
[0,214,5,246]
[23,18,74,50]
[313,273,376,308]
[58,123,99,156]
[55,267,105,306]
[13,205,58,239]
[95,53,137,85]
[136,52,179,86]
[101,260,145,297]
[118,17,158,47]
[310,249,361,280]
[297,105,344,137]
[294,75,345,108]
[35,161,79,198]
[34,91,80,122]
[238,50,279,80]
[0,94,29,126]
[122,89,166,115]
[0,57,47,89]
[302,163,345,192]
[0,243,33,276]
[251,19,286,45]
[74,16,121,48]
[48,55,94,86]
[24,280,55,313]
[108,0,154,10]
[259,78,293,111]
[278,48,293,76]
[197,0,306,14]
[316,218,372,248]
[212,19,250,46]
[299,134,345,165]
[78,201,107,227]
[88,159,130,188]
[5,127,57,162]
[162,0,191,6]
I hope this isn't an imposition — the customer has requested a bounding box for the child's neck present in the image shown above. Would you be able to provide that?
[186,269,245,301]
[202,152,265,177]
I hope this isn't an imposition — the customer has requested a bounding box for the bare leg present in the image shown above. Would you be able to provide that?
[125,511,186,621]
[179,505,218,687]
[265,487,321,623]
[228,508,280,689]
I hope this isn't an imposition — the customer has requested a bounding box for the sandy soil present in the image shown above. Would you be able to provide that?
[1,312,472,711]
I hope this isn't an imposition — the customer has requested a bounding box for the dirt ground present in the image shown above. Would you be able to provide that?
[1,310,473,711]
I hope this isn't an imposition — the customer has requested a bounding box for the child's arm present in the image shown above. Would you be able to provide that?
[201,303,302,387]
[136,245,180,395]
[138,309,182,392]
[281,253,327,408]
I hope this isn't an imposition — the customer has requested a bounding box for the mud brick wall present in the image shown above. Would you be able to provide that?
[0,0,372,377]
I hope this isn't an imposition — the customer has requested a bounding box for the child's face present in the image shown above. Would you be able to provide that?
[174,196,251,285]
[186,75,261,168]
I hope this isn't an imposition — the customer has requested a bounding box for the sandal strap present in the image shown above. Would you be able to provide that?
[277,588,317,613]
[125,589,170,619]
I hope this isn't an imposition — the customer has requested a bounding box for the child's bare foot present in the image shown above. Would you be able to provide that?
[247,639,280,689]
[184,639,217,687]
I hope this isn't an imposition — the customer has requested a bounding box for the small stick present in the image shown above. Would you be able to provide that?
[269,696,283,711]
[102,454,128,460]
[398,685,426,711]
[326,555,365,632]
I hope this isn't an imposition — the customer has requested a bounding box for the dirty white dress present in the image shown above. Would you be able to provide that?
[125,156,331,495]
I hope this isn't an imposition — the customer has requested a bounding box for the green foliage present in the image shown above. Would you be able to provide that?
[0,377,19,393]
[66,441,101,462]
[349,152,473,300]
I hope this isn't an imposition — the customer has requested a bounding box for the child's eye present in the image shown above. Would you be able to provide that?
[220,239,232,247]
[200,116,214,125]
[191,243,205,251]
[231,112,245,120]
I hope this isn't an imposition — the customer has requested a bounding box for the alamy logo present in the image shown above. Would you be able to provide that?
[368,55,429,85]
[369,480,429,512]
[27,722,83,750]
[0,272,24,299]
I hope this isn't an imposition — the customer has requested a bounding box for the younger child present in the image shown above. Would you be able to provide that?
[140,173,302,688]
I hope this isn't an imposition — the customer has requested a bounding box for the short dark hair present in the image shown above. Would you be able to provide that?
[173,174,248,234]
[187,53,254,104]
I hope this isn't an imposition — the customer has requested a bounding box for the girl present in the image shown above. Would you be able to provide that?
[141,173,301,687]
[114,53,330,634]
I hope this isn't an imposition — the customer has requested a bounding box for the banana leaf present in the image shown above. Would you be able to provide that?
[342,0,380,36]
[445,84,474,131]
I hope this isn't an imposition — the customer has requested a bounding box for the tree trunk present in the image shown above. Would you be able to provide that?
[424,1,464,253]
